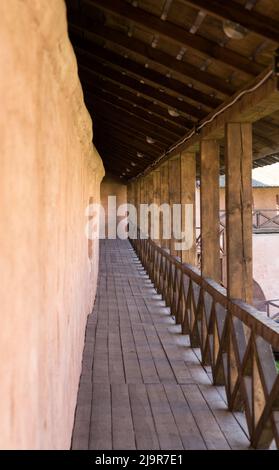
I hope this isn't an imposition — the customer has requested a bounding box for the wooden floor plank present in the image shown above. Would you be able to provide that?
[111,384,136,450]
[198,384,250,449]
[72,239,251,451]
[181,384,230,450]
[89,383,112,450]
[147,384,184,450]
[164,384,206,450]
[129,384,160,450]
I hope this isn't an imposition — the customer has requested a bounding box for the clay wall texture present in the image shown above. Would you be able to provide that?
[0,0,104,449]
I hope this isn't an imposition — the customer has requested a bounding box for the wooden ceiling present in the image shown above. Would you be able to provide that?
[66,0,279,180]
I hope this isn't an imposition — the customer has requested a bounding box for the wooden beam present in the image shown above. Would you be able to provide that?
[97,142,154,163]
[146,173,154,238]
[80,69,194,129]
[77,53,205,119]
[71,34,221,108]
[87,0,263,76]
[94,123,166,150]
[225,123,253,303]
[156,70,279,163]
[182,0,279,44]
[180,151,196,265]
[160,162,170,250]
[94,124,167,152]
[95,139,158,160]
[152,170,161,244]
[85,90,184,138]
[94,114,173,147]
[68,18,236,96]
[190,10,207,35]
[97,149,147,169]
[92,106,180,143]
[169,155,181,257]
[200,140,220,282]
[95,136,160,159]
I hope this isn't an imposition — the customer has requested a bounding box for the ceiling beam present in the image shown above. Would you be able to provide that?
[80,68,194,129]
[147,69,279,171]
[85,0,264,76]
[70,33,221,109]
[95,149,145,169]
[181,0,279,44]
[77,53,205,119]
[94,124,167,152]
[85,90,184,138]
[93,108,178,144]
[96,140,154,162]
[96,146,153,167]
[93,112,174,146]
[94,131,161,157]
[68,18,235,96]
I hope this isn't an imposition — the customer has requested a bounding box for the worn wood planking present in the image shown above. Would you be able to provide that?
[72,239,251,450]
[225,122,253,303]
[200,140,221,282]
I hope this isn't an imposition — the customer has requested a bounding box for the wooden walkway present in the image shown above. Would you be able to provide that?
[71,239,251,450]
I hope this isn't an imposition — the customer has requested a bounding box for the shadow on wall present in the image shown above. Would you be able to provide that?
[253,279,267,311]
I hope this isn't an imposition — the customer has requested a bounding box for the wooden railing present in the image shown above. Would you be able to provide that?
[253,210,279,233]
[131,231,279,449]
[254,299,279,322]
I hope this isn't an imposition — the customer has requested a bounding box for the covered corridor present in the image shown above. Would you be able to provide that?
[1,0,279,451]
[72,240,249,450]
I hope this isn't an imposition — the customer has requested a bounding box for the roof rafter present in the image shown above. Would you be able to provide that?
[94,123,167,152]
[86,0,264,76]
[85,90,184,138]
[181,0,279,43]
[70,32,221,109]
[77,52,206,119]
[80,67,194,129]
[68,18,235,96]
[93,112,174,146]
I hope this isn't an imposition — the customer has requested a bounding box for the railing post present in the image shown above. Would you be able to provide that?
[225,122,253,303]
[181,151,196,265]
[200,140,221,282]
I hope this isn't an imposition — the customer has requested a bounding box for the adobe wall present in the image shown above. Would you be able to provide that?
[101,174,127,237]
[219,187,279,211]
[0,0,104,449]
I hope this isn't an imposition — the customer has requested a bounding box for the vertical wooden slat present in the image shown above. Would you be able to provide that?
[153,170,161,244]
[169,155,181,257]
[200,140,221,282]
[147,173,154,238]
[140,177,145,235]
[160,162,170,250]
[136,179,141,228]
[225,122,253,303]
[181,151,196,265]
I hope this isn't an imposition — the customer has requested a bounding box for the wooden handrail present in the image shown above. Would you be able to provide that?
[131,229,279,449]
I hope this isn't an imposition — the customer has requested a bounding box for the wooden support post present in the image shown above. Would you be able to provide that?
[136,179,141,229]
[169,155,181,257]
[152,170,161,244]
[225,123,253,303]
[181,151,196,265]
[200,140,221,282]
[139,177,145,235]
[146,173,154,238]
[160,162,170,250]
